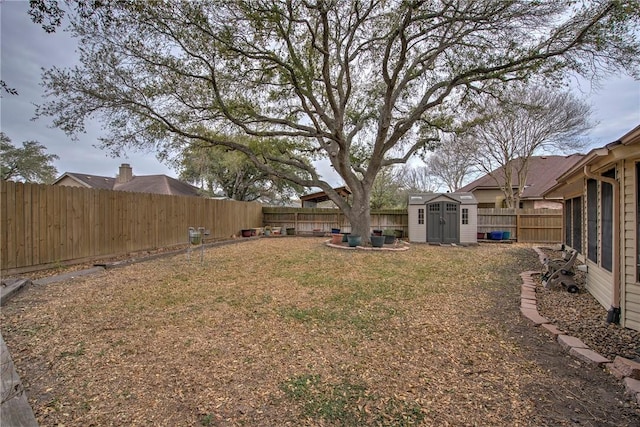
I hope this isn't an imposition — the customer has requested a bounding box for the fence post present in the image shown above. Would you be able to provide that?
[516,209,521,242]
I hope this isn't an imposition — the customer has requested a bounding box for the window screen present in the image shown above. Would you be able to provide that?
[565,199,572,246]
[587,179,598,263]
[601,169,615,272]
[572,197,582,253]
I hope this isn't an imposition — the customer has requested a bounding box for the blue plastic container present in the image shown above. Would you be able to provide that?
[490,231,503,240]
[502,231,511,240]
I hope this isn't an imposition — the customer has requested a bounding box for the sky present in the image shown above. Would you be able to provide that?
[1,0,639,185]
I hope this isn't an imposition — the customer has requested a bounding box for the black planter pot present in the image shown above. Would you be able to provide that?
[370,235,385,247]
[347,234,362,247]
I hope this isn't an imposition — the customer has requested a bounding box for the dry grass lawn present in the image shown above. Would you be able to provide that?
[1,238,637,426]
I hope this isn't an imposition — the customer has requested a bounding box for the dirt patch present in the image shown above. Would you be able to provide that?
[1,240,638,426]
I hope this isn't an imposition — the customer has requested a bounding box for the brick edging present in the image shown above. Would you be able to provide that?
[521,247,640,404]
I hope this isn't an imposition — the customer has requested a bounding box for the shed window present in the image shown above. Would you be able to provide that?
[462,208,469,225]
[587,179,598,263]
[418,208,424,225]
[601,169,615,272]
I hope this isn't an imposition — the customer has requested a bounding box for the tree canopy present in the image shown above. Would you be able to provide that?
[0,133,59,183]
[177,140,304,203]
[469,86,593,208]
[34,0,640,239]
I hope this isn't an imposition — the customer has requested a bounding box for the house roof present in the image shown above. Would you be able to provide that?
[300,186,351,205]
[57,173,116,190]
[113,175,200,196]
[458,154,585,199]
[54,169,201,197]
[408,192,477,205]
[544,124,640,197]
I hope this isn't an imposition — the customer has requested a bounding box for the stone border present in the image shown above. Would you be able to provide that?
[520,247,640,405]
[324,239,411,251]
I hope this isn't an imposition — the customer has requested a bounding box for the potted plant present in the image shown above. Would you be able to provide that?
[370,234,385,247]
[286,227,296,235]
[330,233,343,244]
[347,234,362,247]
[372,229,383,236]
[264,226,272,236]
[241,229,252,237]
[383,229,396,244]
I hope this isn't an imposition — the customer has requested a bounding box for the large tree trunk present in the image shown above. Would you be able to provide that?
[343,189,372,244]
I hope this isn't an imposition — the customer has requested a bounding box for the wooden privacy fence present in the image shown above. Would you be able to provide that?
[264,207,562,243]
[477,208,562,243]
[262,207,408,236]
[1,180,263,273]
[1,180,563,274]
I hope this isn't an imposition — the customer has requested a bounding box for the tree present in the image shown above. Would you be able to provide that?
[469,86,593,208]
[1,80,18,96]
[369,166,404,209]
[33,1,640,241]
[0,133,59,183]
[398,165,440,194]
[427,133,478,192]
[177,141,304,203]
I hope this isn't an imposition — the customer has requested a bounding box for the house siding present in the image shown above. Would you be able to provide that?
[622,157,640,330]
[586,259,613,310]
[544,125,640,332]
[473,189,505,208]
[55,176,86,188]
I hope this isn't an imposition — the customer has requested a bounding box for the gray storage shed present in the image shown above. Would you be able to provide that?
[408,193,478,244]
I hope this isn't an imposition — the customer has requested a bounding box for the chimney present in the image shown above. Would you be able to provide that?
[116,163,133,183]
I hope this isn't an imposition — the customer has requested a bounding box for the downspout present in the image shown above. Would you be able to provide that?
[584,165,621,323]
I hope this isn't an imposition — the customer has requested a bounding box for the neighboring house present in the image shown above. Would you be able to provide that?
[54,163,201,197]
[407,192,478,244]
[300,186,351,208]
[544,125,640,332]
[459,155,585,209]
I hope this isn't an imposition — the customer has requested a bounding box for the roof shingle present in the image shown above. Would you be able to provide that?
[459,154,584,199]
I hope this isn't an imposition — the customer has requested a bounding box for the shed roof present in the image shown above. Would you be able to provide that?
[408,192,477,205]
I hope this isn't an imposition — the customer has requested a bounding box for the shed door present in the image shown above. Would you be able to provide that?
[427,202,459,243]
